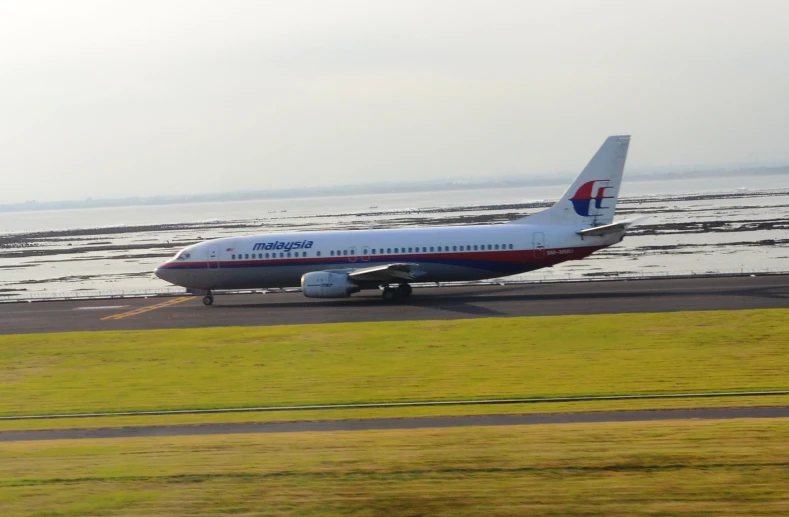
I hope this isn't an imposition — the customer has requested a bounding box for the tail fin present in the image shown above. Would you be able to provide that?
[513,135,631,226]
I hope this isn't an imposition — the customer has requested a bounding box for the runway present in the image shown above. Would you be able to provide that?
[1,275,788,334]
[1,406,788,442]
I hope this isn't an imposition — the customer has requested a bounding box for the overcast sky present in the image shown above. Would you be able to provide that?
[1,0,788,203]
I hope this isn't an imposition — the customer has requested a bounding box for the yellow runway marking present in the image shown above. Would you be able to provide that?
[101,296,193,321]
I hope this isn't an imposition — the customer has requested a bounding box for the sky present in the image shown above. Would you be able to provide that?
[1,0,788,203]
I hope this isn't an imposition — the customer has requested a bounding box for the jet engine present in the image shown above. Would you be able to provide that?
[301,271,360,298]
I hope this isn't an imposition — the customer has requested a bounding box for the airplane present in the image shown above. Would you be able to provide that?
[155,135,637,305]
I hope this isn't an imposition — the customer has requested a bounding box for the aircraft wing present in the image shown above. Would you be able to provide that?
[347,263,422,282]
[577,217,646,238]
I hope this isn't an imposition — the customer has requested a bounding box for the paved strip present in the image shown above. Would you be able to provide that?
[100,296,193,321]
[0,275,787,335]
[2,407,788,442]
[74,305,129,311]
[3,391,788,421]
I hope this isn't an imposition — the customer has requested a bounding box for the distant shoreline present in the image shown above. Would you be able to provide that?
[2,167,787,214]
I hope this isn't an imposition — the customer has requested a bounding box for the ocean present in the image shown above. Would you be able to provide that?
[2,173,788,297]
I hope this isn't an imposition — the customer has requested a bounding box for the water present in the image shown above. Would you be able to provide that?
[2,173,789,297]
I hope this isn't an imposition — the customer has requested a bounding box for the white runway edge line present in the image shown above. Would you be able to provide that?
[2,391,788,421]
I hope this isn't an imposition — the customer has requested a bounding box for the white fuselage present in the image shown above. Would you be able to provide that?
[154,135,634,297]
[155,222,620,290]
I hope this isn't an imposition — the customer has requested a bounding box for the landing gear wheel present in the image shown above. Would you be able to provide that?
[396,283,412,298]
[381,288,397,302]
[202,295,214,306]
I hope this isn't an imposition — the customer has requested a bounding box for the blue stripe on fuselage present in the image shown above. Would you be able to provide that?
[163,258,524,275]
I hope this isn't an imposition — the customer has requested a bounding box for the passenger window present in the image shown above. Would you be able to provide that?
[330,250,334,256]
[453,246,457,251]
[494,244,499,250]
[408,247,412,252]
[266,253,270,258]
[280,252,284,258]
[473,245,478,251]
[317,251,321,257]
[231,254,235,259]
[429,247,433,252]
[387,248,391,253]
[509,244,514,250]
[343,250,347,256]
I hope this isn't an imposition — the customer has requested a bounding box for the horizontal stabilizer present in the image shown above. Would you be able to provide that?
[577,217,645,238]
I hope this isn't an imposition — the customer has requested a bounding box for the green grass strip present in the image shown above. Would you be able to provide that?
[2,419,789,516]
[1,309,788,417]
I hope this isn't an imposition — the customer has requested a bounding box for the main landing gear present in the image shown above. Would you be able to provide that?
[202,290,214,306]
[381,283,412,302]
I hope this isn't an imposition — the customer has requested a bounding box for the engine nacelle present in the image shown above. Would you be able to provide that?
[301,271,360,298]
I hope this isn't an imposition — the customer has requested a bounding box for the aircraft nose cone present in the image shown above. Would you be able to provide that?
[154,264,171,282]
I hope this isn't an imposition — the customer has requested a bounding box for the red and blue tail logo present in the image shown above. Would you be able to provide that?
[570,180,615,217]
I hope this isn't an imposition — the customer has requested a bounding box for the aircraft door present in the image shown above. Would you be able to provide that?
[361,246,370,262]
[207,244,220,269]
[532,232,545,259]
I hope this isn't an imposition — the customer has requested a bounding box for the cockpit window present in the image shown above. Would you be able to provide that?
[174,251,191,261]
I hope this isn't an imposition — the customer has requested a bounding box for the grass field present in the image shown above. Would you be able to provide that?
[1,419,788,516]
[1,309,788,424]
